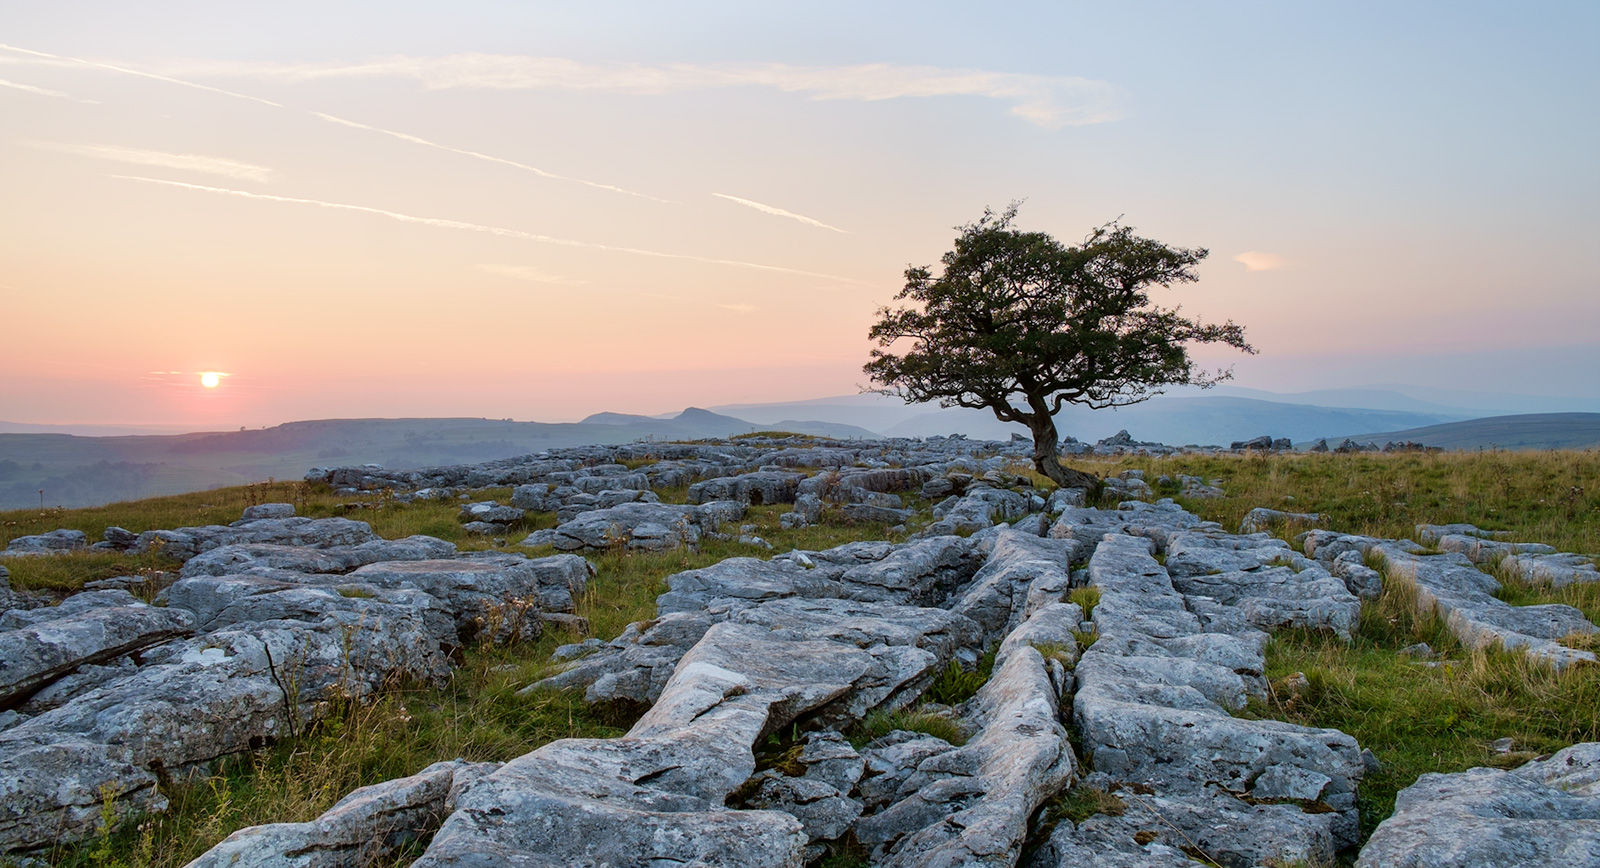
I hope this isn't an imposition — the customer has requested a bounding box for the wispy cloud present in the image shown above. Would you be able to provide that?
[0,43,663,201]
[113,175,868,284]
[476,263,588,286]
[152,54,1126,128]
[310,111,666,201]
[718,303,757,314]
[30,142,272,182]
[0,77,97,103]
[713,193,844,232]
[1234,251,1288,272]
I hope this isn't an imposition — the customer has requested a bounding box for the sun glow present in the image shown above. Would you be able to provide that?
[200,372,221,388]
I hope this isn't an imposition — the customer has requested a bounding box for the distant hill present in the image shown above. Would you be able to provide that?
[0,410,876,509]
[1313,413,1600,451]
[715,393,1465,446]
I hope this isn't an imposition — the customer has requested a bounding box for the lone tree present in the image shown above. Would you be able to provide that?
[864,205,1254,491]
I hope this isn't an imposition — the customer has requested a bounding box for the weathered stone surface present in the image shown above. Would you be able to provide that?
[688,471,806,505]
[133,517,379,561]
[1172,564,1360,640]
[1415,523,1515,547]
[0,589,143,630]
[17,656,137,714]
[1165,530,1296,577]
[0,603,194,707]
[742,733,865,846]
[1071,531,1365,860]
[177,535,460,580]
[857,609,1076,867]
[1029,777,1345,868]
[456,502,524,525]
[841,503,916,524]
[1500,551,1600,588]
[1,529,88,557]
[949,528,1076,644]
[1357,743,1600,868]
[185,759,499,868]
[544,501,745,552]
[346,554,590,642]
[0,587,454,852]
[240,503,296,521]
[1332,549,1385,599]
[1375,543,1598,668]
[420,595,963,867]
[923,487,1031,536]
[533,595,978,709]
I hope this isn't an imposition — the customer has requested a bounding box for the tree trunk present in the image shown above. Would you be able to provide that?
[1024,413,1102,493]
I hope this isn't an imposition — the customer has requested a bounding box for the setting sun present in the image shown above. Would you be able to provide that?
[200,372,221,388]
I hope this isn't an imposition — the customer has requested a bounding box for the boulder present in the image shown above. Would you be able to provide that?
[240,503,296,521]
[688,471,806,506]
[1,530,88,557]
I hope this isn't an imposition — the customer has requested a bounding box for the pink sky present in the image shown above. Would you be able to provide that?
[2,3,1595,427]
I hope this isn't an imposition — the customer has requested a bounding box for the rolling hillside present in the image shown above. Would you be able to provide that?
[1316,413,1600,451]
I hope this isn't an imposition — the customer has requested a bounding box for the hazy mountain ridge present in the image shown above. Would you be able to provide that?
[0,411,876,509]
[6,390,1597,510]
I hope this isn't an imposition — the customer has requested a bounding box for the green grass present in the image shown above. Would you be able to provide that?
[1237,572,1600,842]
[849,707,968,747]
[1061,450,1600,554]
[923,644,998,706]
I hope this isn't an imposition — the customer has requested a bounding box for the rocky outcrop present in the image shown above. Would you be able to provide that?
[858,605,1078,868]
[522,500,746,552]
[1054,531,1366,867]
[688,470,806,505]
[1306,530,1599,669]
[132,517,379,561]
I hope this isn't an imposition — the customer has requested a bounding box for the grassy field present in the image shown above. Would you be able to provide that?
[7,448,1597,865]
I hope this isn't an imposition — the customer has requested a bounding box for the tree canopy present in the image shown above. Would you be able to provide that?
[864,204,1254,490]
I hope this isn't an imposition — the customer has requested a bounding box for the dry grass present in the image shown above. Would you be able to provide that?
[15,449,1600,863]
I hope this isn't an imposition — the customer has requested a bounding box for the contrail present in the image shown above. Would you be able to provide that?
[0,77,97,103]
[713,193,846,232]
[112,175,868,285]
[0,43,665,201]
[309,112,669,202]
[0,43,283,107]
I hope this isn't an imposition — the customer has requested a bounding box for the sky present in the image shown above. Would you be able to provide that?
[2,1,1596,428]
